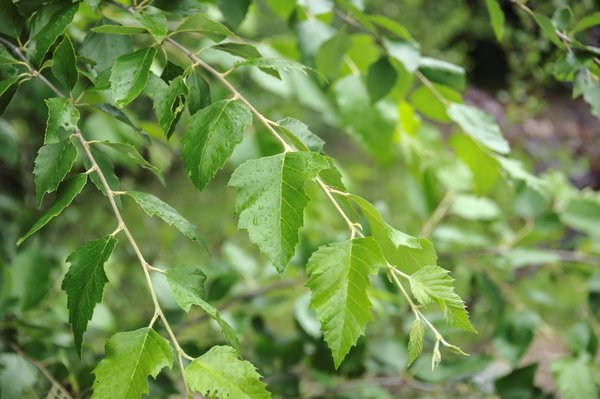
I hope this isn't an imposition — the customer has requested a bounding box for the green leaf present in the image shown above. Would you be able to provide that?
[497,156,547,194]
[346,193,435,274]
[410,84,461,123]
[573,12,600,33]
[94,103,142,134]
[212,42,262,59]
[110,47,157,108]
[34,139,78,204]
[217,0,251,28]
[136,11,168,42]
[384,38,420,73]
[276,117,325,153]
[81,19,134,73]
[552,7,572,33]
[166,267,240,353]
[0,0,24,38]
[450,194,500,220]
[165,266,207,312]
[17,174,87,246]
[370,15,413,40]
[186,68,212,114]
[418,57,465,91]
[484,0,505,40]
[182,99,252,190]
[229,152,328,272]
[306,237,385,368]
[450,134,500,195]
[52,35,78,92]
[334,75,396,162]
[62,234,118,356]
[10,245,52,310]
[153,75,187,138]
[534,13,563,47]
[44,97,80,144]
[94,142,164,183]
[560,197,600,238]
[84,147,122,206]
[581,79,600,123]
[234,57,310,80]
[126,191,205,245]
[0,74,19,116]
[366,56,398,103]
[447,103,509,154]
[91,25,148,35]
[185,346,270,398]
[315,32,351,78]
[175,13,236,41]
[30,2,79,66]
[409,266,476,332]
[407,319,425,366]
[551,355,598,399]
[0,354,37,399]
[92,328,173,399]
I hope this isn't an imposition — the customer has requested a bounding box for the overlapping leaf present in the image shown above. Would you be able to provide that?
[34,138,78,204]
[306,237,385,368]
[30,2,79,66]
[166,266,240,353]
[110,47,156,108]
[153,75,187,138]
[229,152,328,272]
[409,266,476,332]
[185,346,270,399]
[62,234,118,355]
[92,328,173,399]
[182,99,252,190]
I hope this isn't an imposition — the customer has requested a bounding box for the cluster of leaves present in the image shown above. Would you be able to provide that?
[0,0,599,398]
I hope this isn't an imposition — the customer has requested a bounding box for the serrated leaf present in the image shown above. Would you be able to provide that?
[126,191,205,246]
[17,174,87,246]
[186,68,211,114]
[110,47,157,108]
[175,13,236,42]
[306,237,385,368]
[551,355,598,399]
[485,0,505,41]
[346,194,434,275]
[447,103,510,154]
[30,2,79,66]
[44,98,80,144]
[165,266,207,312]
[52,35,78,92]
[34,138,78,204]
[229,152,328,272]
[276,117,325,153]
[185,346,270,399]
[92,328,173,399]
[153,75,187,138]
[418,57,465,91]
[366,56,398,102]
[212,42,261,59]
[166,268,240,352]
[94,141,163,183]
[407,319,425,366]
[182,99,252,190]
[62,234,117,356]
[136,11,168,42]
[409,266,476,332]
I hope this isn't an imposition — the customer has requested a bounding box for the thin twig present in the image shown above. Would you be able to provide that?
[10,344,74,399]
